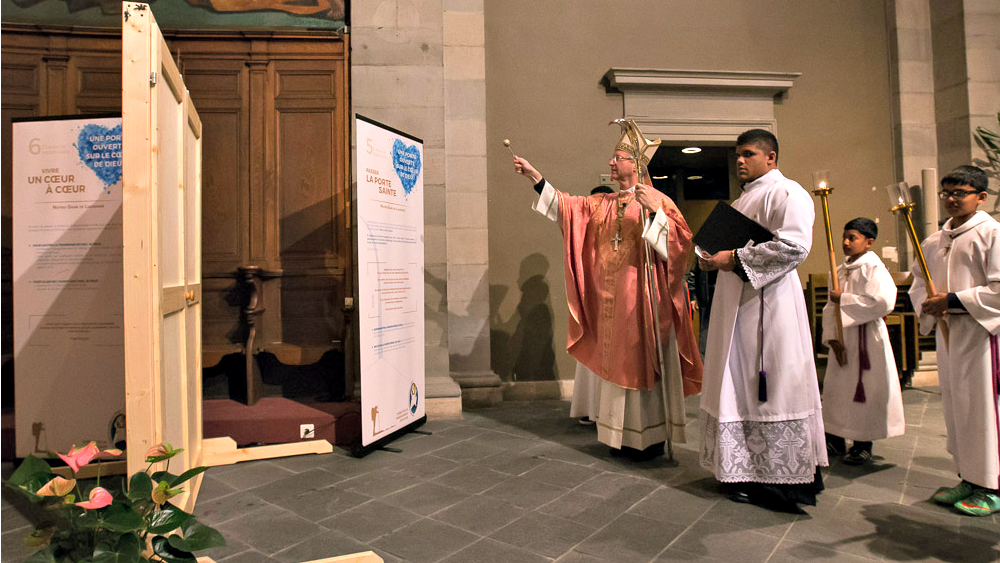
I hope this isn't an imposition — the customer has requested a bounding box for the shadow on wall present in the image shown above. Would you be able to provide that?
[490,252,556,382]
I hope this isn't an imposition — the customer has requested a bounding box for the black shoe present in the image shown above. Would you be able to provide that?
[843,448,872,466]
[631,442,665,461]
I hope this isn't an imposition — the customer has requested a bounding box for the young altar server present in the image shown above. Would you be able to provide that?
[822,217,904,466]
[909,165,1000,516]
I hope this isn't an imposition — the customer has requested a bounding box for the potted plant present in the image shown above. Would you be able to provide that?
[5,442,224,562]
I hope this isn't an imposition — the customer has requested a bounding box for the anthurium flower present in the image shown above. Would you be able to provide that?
[36,476,76,497]
[145,442,182,463]
[58,442,99,473]
[150,480,182,506]
[75,487,113,509]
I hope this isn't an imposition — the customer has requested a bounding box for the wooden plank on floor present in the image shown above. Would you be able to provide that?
[199,436,333,467]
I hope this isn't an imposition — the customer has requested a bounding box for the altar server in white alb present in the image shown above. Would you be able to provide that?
[910,165,1000,517]
[821,217,904,466]
[698,129,827,512]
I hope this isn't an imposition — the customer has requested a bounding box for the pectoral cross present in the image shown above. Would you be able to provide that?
[611,232,622,251]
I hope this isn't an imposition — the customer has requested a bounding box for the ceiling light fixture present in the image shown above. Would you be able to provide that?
[681,147,701,154]
[687,175,703,181]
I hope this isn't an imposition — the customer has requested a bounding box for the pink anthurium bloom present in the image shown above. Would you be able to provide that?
[58,442,99,473]
[36,476,76,497]
[75,487,113,509]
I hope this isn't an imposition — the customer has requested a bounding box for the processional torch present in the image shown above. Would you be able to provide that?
[812,171,848,367]
[887,181,949,347]
[610,118,674,461]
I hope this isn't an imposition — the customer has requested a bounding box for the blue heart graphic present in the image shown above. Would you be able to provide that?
[76,124,123,190]
[391,139,421,196]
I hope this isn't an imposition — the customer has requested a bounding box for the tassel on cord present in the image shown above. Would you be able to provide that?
[758,286,767,402]
[853,324,869,403]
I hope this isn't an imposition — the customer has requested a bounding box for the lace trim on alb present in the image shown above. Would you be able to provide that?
[700,411,821,484]
[736,239,808,290]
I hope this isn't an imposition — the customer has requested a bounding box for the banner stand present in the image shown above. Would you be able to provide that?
[353,114,427,457]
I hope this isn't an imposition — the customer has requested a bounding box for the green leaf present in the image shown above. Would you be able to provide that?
[127,472,153,503]
[169,466,209,488]
[24,545,58,563]
[167,518,226,552]
[99,504,145,533]
[150,471,177,483]
[147,504,190,535]
[6,455,55,498]
[150,536,196,563]
[92,534,142,563]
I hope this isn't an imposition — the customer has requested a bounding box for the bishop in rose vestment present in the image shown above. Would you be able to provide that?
[512,134,702,455]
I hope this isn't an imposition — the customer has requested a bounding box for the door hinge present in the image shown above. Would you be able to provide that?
[150,71,157,86]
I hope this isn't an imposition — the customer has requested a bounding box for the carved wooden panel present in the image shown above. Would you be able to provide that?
[2,27,351,385]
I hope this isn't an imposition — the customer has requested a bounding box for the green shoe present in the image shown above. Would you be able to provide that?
[954,491,1000,516]
[932,481,975,505]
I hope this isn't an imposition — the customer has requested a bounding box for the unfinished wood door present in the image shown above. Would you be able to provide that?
[122,2,203,508]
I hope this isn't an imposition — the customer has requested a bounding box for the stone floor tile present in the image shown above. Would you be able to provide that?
[472,451,548,476]
[696,495,799,538]
[271,529,372,563]
[554,550,619,563]
[575,471,659,503]
[208,461,297,491]
[431,439,504,463]
[668,520,782,563]
[438,537,552,563]
[388,433,459,458]
[193,490,270,527]
[201,535,253,562]
[390,452,461,479]
[248,467,346,504]
[521,458,599,489]
[318,500,422,542]
[340,468,421,498]
[469,428,540,452]
[431,463,512,494]
[627,484,718,527]
[783,510,884,560]
[218,550,282,563]
[524,441,605,467]
[537,489,623,528]
[490,510,597,559]
[370,518,479,563]
[481,475,570,510]
[379,481,467,515]
[574,512,685,562]
[215,504,326,556]
[433,424,489,440]
[432,494,527,536]
[271,485,373,522]
[268,451,343,473]
[198,472,239,502]
[766,540,877,563]
[325,450,406,478]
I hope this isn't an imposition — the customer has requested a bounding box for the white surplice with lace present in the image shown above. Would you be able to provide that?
[700,169,829,484]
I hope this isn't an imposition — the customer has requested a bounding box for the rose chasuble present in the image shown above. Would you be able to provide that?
[534,181,702,447]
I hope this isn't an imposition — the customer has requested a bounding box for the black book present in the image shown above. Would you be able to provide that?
[693,201,774,256]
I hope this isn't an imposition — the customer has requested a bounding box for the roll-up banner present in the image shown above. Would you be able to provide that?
[12,115,125,457]
[355,115,426,451]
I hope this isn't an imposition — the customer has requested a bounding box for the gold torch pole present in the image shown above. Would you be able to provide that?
[812,171,847,366]
[888,182,949,347]
[612,119,673,461]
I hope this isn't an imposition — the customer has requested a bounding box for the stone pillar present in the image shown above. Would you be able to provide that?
[889,0,940,206]
[351,0,462,417]
[443,0,501,407]
[929,0,999,187]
